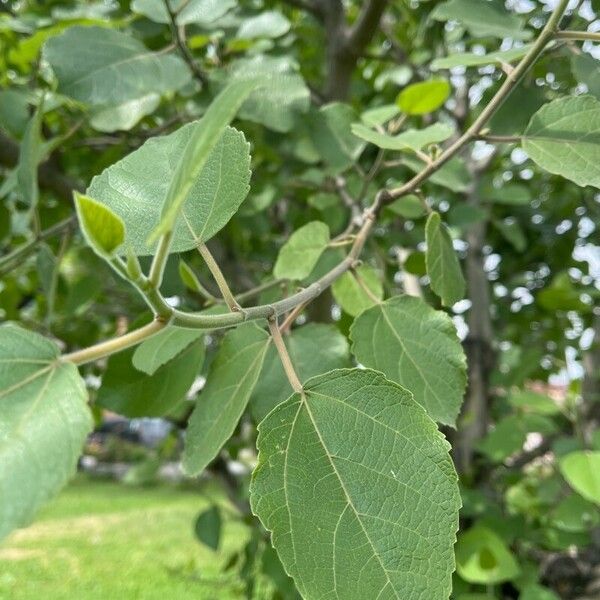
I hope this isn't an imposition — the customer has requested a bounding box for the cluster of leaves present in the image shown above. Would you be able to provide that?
[1,1,599,599]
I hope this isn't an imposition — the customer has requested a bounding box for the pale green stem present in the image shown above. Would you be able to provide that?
[268,317,303,393]
[351,268,382,305]
[556,30,600,42]
[197,242,240,311]
[148,232,172,288]
[62,319,167,365]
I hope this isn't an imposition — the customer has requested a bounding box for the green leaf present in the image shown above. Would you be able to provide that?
[455,525,520,584]
[493,218,526,252]
[273,221,330,281]
[194,505,222,551]
[559,451,600,505]
[0,89,30,138]
[431,45,531,70]
[537,272,587,312]
[132,0,235,26]
[396,79,451,115]
[351,122,454,151]
[448,204,488,229]
[520,585,560,600]
[183,323,270,476]
[150,79,262,244]
[251,368,460,600]
[43,26,190,106]
[426,212,465,306]
[36,243,57,300]
[74,192,126,257]
[215,55,310,133]
[332,264,383,317]
[88,124,251,255]
[360,104,400,127]
[509,390,560,416]
[350,295,467,426]
[16,101,44,208]
[478,414,556,462]
[522,95,600,188]
[89,94,160,133]
[132,326,204,375]
[307,102,366,172]
[237,10,290,39]
[403,156,471,192]
[0,324,92,541]
[431,0,532,40]
[97,336,204,417]
[571,53,600,99]
[178,259,206,294]
[250,323,351,423]
[482,182,531,205]
[386,194,427,219]
[551,494,600,533]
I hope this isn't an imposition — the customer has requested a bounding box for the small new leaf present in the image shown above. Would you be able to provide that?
[74,192,125,257]
[396,79,451,115]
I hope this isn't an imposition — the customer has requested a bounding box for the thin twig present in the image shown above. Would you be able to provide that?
[351,268,381,305]
[384,0,570,206]
[555,30,600,42]
[0,216,76,277]
[280,300,309,333]
[163,0,207,85]
[197,242,240,311]
[268,317,303,393]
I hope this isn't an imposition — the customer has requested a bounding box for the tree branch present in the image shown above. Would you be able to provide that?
[384,0,570,205]
[346,0,389,51]
[0,131,82,205]
[0,216,76,277]
[163,0,207,86]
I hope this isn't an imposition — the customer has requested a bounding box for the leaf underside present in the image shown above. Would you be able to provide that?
[251,368,460,600]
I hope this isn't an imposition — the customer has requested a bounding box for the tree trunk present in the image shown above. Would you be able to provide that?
[453,186,495,476]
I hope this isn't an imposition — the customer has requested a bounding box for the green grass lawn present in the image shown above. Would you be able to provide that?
[0,477,251,599]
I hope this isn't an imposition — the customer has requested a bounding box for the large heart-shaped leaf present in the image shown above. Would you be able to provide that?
[87,124,251,255]
[0,324,92,541]
[251,368,460,600]
[350,295,467,425]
